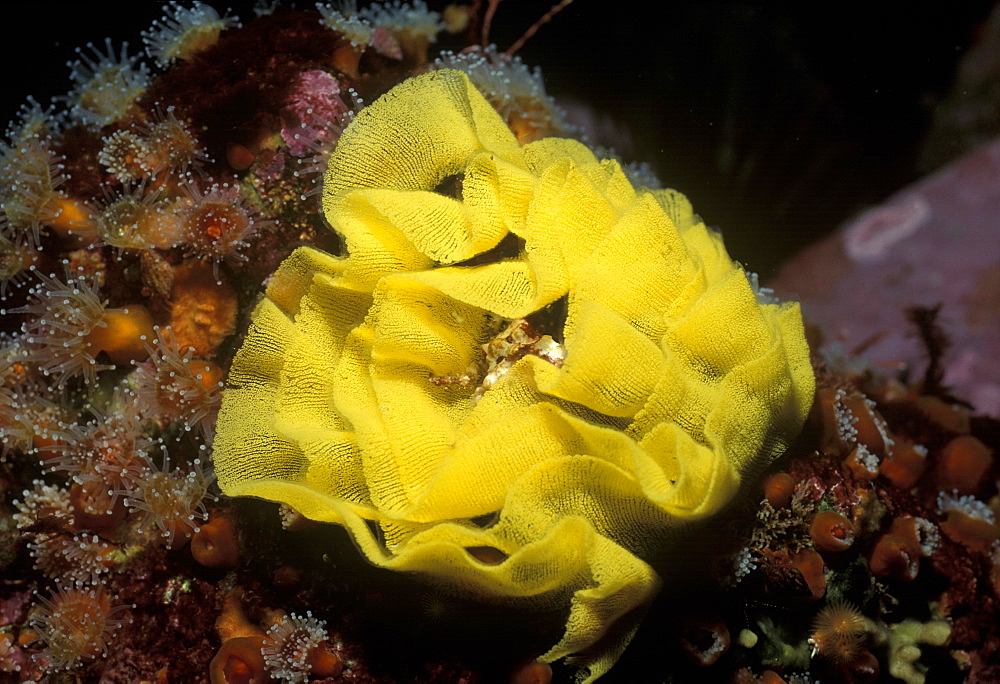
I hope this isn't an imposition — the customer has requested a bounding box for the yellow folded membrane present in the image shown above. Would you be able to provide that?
[214,69,814,682]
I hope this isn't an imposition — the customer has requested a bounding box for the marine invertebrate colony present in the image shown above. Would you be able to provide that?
[17,3,994,681]
[214,69,814,681]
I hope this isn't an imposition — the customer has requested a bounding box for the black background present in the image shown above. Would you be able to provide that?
[2,1,995,276]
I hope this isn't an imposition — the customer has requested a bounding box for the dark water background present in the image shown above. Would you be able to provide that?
[1,1,994,277]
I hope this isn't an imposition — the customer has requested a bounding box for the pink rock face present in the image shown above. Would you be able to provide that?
[769,137,1000,416]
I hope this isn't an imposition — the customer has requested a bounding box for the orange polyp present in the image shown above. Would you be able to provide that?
[810,510,856,553]
[191,515,240,569]
[868,534,920,582]
[216,590,265,642]
[84,305,156,365]
[936,435,992,495]
[763,472,795,508]
[888,517,923,554]
[791,548,827,599]
[226,143,255,171]
[759,670,787,684]
[307,646,344,678]
[210,636,268,684]
[510,659,553,684]
[272,565,301,590]
[188,359,224,391]
[680,616,731,667]
[879,439,927,489]
[912,395,970,434]
[44,194,97,238]
[332,43,363,79]
[842,394,889,457]
[939,510,1000,555]
[843,446,879,481]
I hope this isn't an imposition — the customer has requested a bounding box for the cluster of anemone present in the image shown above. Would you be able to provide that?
[124,452,213,549]
[98,107,210,183]
[134,325,224,439]
[0,0,461,678]
[316,0,442,50]
[724,368,998,681]
[316,0,445,76]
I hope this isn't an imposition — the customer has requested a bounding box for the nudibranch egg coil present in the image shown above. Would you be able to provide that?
[214,68,815,682]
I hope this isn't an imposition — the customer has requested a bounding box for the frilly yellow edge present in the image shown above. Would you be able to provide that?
[214,69,814,682]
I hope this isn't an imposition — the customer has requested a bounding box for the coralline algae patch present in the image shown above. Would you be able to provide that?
[769,136,1000,417]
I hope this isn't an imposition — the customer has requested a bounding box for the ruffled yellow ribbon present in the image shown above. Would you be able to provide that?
[214,69,814,681]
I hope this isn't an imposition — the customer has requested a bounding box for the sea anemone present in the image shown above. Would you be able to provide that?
[0,384,75,456]
[316,1,375,49]
[123,452,213,549]
[45,398,150,490]
[937,491,999,554]
[142,1,240,67]
[0,229,40,296]
[134,325,224,439]
[27,583,128,672]
[809,601,868,663]
[762,471,795,508]
[98,130,154,182]
[878,440,928,489]
[868,532,921,582]
[140,106,211,176]
[26,533,116,585]
[92,182,179,250]
[935,435,992,495]
[15,271,155,385]
[809,510,856,553]
[790,548,827,599]
[62,38,150,127]
[510,659,553,684]
[190,514,239,569]
[210,636,268,684]
[262,611,342,683]
[888,516,940,557]
[680,616,731,667]
[174,181,265,273]
[0,132,66,245]
[11,480,74,530]
[100,107,210,183]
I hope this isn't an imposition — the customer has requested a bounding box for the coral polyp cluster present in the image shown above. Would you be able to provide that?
[27,584,128,672]
[0,2,995,683]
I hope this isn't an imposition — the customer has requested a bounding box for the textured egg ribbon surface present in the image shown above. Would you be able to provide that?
[214,69,815,682]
